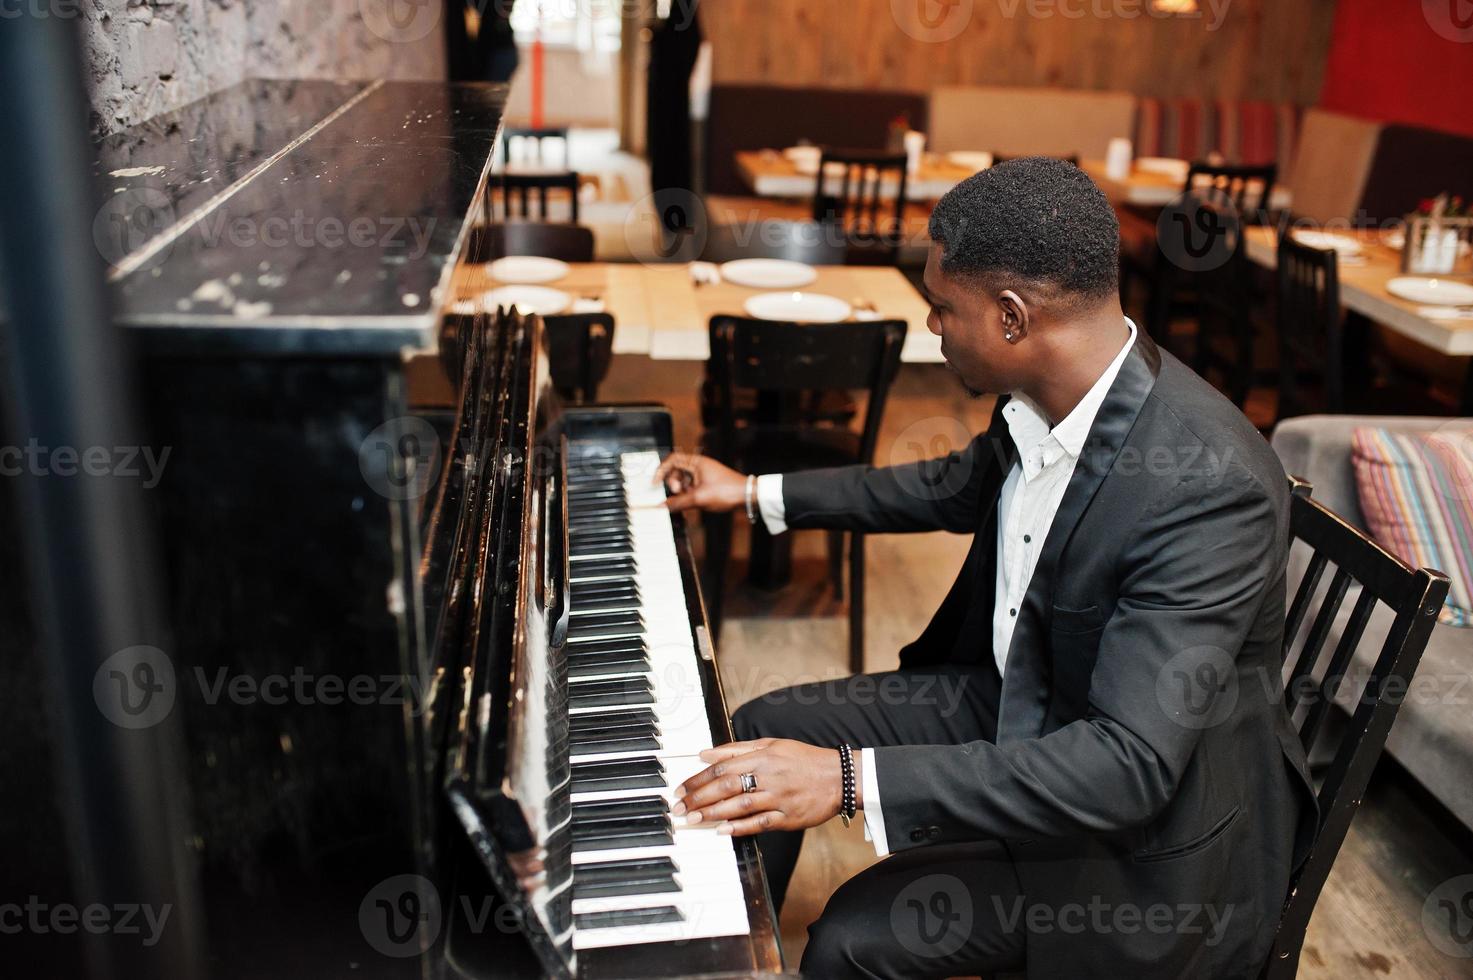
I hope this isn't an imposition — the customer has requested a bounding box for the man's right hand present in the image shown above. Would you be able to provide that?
[653,453,749,514]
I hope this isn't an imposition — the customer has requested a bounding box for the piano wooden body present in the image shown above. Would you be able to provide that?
[2,79,780,979]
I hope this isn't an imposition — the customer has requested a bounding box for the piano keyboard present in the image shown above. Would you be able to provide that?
[559,450,751,951]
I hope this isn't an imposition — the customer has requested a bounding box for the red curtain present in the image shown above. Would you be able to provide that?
[1319,0,1473,138]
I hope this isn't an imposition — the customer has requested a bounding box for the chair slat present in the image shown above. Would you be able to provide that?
[1284,566,1351,715]
[1297,587,1377,751]
[1284,551,1329,656]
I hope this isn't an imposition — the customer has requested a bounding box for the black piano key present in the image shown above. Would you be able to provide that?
[572,796,669,822]
[568,732,660,754]
[572,813,668,841]
[567,707,655,732]
[575,907,685,931]
[570,757,665,791]
[569,723,659,748]
[568,679,654,709]
[572,876,680,901]
[573,856,678,881]
[565,636,646,657]
[568,718,658,742]
[569,610,642,631]
[571,828,673,852]
[570,558,637,579]
[567,657,650,681]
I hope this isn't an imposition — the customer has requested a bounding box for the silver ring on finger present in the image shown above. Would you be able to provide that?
[740,772,758,794]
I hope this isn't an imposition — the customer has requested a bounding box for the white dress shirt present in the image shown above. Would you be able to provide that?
[752,317,1138,856]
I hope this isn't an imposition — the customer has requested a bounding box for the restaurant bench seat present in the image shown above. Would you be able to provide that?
[1272,415,1473,831]
[1133,97,1301,173]
[1283,108,1382,224]
[1358,123,1473,223]
[703,84,929,196]
[927,84,1136,160]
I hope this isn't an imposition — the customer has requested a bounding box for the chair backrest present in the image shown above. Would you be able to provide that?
[473,221,595,264]
[500,172,581,223]
[502,126,570,169]
[1192,227,1254,407]
[1262,486,1450,979]
[543,312,615,405]
[1184,162,1278,224]
[1275,232,1343,419]
[706,317,906,465]
[811,149,908,247]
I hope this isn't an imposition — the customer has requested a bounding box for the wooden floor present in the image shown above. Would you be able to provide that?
[600,354,1473,978]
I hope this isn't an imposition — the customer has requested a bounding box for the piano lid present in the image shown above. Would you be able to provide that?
[95,79,506,356]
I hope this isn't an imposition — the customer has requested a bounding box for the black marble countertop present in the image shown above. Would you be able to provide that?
[95,79,506,356]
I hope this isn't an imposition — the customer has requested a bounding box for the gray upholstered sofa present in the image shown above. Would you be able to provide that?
[1272,416,1473,829]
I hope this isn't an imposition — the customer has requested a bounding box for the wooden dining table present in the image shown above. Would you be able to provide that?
[1081,159,1296,211]
[736,149,981,202]
[1243,225,1473,409]
[452,260,944,364]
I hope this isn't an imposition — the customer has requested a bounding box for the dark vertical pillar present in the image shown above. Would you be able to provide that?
[0,14,202,980]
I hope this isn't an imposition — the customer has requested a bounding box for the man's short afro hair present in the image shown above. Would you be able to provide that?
[928,157,1120,301]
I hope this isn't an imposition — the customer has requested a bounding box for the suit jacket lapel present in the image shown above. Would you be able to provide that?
[995,336,1163,742]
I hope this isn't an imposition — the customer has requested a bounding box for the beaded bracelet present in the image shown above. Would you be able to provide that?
[837,743,857,828]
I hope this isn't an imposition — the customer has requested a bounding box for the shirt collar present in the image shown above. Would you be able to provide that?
[1004,317,1138,473]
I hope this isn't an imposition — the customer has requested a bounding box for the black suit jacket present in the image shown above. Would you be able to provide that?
[782,337,1317,979]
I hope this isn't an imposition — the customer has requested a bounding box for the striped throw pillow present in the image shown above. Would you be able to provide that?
[1351,427,1473,627]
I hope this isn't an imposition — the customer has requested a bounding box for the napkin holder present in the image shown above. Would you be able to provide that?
[1401,215,1472,276]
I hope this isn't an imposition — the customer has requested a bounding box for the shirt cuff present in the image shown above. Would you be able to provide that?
[860,747,889,857]
[755,474,787,535]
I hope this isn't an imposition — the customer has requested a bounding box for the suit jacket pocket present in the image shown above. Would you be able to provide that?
[1050,603,1105,635]
[1133,805,1242,863]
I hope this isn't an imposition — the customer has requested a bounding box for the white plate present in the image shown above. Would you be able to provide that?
[784,146,822,167]
[743,292,852,323]
[487,255,570,284]
[1385,277,1473,307]
[480,285,572,316]
[1137,157,1190,179]
[1290,231,1363,256]
[946,151,994,173]
[720,259,819,290]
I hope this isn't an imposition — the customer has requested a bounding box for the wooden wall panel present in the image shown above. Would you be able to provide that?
[701,0,1336,104]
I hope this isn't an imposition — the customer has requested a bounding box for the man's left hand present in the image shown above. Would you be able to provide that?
[673,738,850,836]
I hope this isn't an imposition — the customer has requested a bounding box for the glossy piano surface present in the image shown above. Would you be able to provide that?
[100,78,505,355]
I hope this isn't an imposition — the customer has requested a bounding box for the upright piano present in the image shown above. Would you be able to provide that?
[3,79,781,978]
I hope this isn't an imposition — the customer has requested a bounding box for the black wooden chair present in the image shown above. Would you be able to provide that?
[471,220,595,264]
[811,148,909,265]
[1260,481,1451,978]
[701,316,907,673]
[470,221,607,402]
[1192,227,1262,409]
[1185,162,1279,226]
[1276,232,1344,421]
[501,125,570,169]
[1125,162,1278,343]
[544,313,614,405]
[499,172,581,223]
